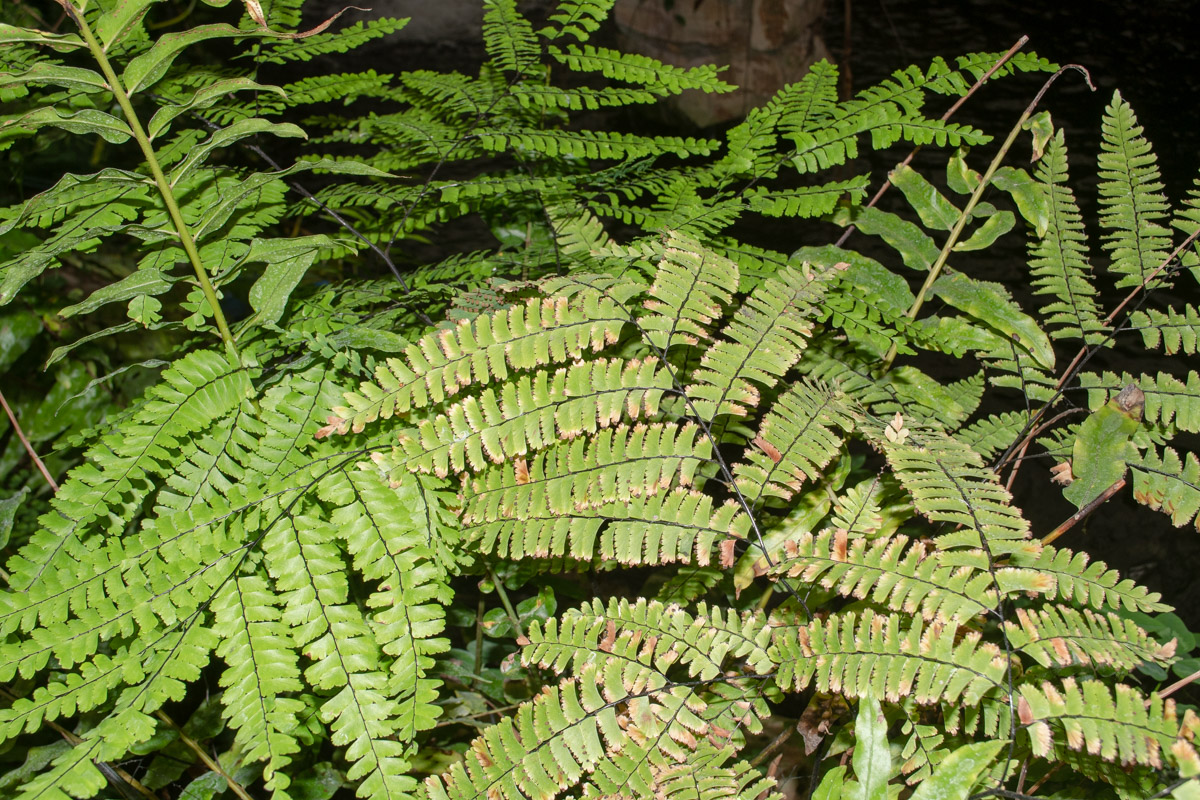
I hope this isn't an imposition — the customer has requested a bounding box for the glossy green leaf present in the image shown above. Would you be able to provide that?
[954,210,1015,252]
[931,272,1055,369]
[891,164,961,231]
[812,766,848,800]
[992,166,1049,238]
[849,693,892,800]
[793,245,914,312]
[844,206,939,271]
[96,0,162,52]
[246,235,336,328]
[123,24,263,95]
[148,78,288,140]
[0,24,83,51]
[0,64,109,95]
[60,269,174,318]
[908,740,1005,800]
[946,148,981,195]
[168,119,307,186]
[1065,385,1144,509]
[10,107,132,144]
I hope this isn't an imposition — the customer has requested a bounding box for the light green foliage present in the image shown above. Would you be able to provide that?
[2,3,1200,800]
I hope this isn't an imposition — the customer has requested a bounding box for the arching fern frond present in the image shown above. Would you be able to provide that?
[1128,445,1200,530]
[1005,605,1175,673]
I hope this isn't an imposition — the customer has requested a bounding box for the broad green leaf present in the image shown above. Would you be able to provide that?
[0,487,28,550]
[10,107,132,144]
[246,236,335,328]
[168,119,307,186]
[930,272,1055,369]
[954,210,1014,252]
[123,24,265,94]
[0,262,54,306]
[148,78,289,140]
[842,206,939,271]
[890,164,961,231]
[992,166,1049,238]
[812,766,848,800]
[1064,385,1143,509]
[0,64,109,95]
[60,269,174,318]
[0,24,83,51]
[46,320,140,365]
[946,148,981,195]
[0,310,41,371]
[95,0,162,51]
[908,740,1005,800]
[849,693,892,800]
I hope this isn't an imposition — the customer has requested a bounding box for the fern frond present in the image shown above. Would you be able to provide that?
[483,0,541,76]
[540,0,616,42]
[257,18,409,64]
[1128,445,1200,530]
[461,423,712,525]
[1018,678,1177,768]
[871,425,1033,553]
[771,610,1008,705]
[1098,91,1173,290]
[957,411,1029,460]
[1129,304,1200,355]
[1079,370,1200,433]
[394,358,672,476]
[771,530,1046,622]
[477,128,718,160]
[332,286,642,433]
[547,44,734,95]
[1028,131,1107,342]
[1005,606,1175,673]
[744,177,869,218]
[641,233,737,350]
[732,379,858,504]
[1008,545,1169,613]
[688,263,846,420]
[526,598,773,680]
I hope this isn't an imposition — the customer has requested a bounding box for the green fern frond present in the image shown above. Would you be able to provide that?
[476,128,718,160]
[460,423,712,525]
[333,286,642,432]
[732,379,858,504]
[688,263,846,420]
[547,44,735,95]
[539,0,616,42]
[393,358,672,476]
[1018,678,1178,769]
[871,424,1032,553]
[1008,545,1169,613]
[483,0,541,76]
[1079,370,1200,433]
[257,19,410,64]
[641,233,737,350]
[526,598,774,680]
[1098,91,1173,290]
[957,411,1029,460]
[771,530,1047,622]
[1128,445,1200,530]
[771,610,1008,705]
[1028,130,1107,342]
[1005,605,1175,673]
[744,177,869,218]
[1129,304,1200,355]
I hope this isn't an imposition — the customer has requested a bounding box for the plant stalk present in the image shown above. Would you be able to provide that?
[64,2,240,359]
[881,106,1031,371]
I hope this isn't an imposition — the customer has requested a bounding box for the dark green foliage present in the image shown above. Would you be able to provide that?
[2,2,1200,800]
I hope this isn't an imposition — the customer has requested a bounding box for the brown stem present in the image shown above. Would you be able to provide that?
[1042,478,1125,546]
[1156,666,1200,702]
[0,388,58,492]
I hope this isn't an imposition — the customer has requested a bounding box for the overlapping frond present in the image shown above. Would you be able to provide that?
[1005,606,1175,673]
